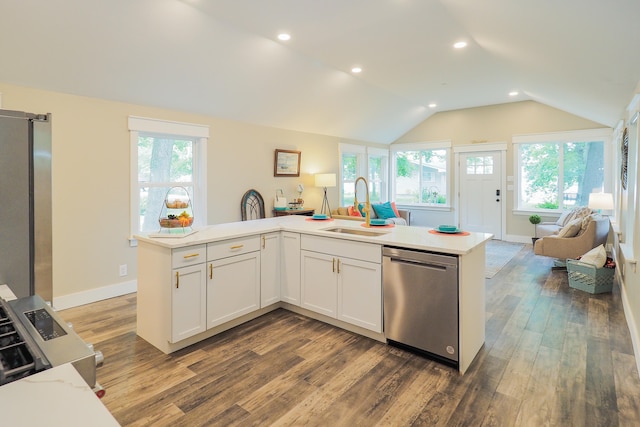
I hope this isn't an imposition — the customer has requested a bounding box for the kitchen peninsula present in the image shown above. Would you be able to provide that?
[135,216,491,373]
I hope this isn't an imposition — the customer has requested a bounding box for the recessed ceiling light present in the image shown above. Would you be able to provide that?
[509,91,519,96]
[428,103,437,108]
[453,41,467,49]
[277,33,291,41]
[351,67,362,74]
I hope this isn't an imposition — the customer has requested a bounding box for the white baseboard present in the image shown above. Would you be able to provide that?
[53,280,137,311]
[614,264,640,377]
[503,234,533,244]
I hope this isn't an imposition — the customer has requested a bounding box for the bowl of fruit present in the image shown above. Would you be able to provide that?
[165,199,189,209]
[159,211,193,228]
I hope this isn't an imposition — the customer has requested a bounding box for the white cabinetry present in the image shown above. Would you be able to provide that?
[301,251,337,316]
[170,245,207,342]
[260,232,280,307]
[171,263,206,342]
[280,232,301,305]
[300,235,382,332]
[337,257,381,332]
[207,237,260,329]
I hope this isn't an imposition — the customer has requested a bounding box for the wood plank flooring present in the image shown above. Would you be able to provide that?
[59,245,640,426]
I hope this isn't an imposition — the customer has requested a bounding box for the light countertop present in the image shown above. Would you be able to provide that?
[0,363,120,426]
[136,216,492,255]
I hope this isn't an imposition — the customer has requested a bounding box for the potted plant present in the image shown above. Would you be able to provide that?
[529,214,541,245]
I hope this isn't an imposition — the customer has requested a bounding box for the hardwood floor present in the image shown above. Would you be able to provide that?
[60,245,640,426]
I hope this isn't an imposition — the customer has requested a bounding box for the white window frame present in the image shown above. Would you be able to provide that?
[513,128,612,214]
[338,143,389,206]
[367,146,389,203]
[390,140,452,209]
[128,116,209,245]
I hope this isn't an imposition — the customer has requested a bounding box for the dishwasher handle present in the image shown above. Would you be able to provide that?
[385,256,453,272]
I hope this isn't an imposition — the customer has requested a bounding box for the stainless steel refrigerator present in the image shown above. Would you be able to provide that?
[0,109,52,301]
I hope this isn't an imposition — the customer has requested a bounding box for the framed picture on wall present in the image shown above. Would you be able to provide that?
[274,149,301,177]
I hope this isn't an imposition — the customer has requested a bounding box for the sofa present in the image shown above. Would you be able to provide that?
[534,213,610,260]
[535,206,593,237]
[331,202,411,225]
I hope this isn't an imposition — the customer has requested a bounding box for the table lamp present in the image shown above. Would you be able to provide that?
[588,192,614,214]
[315,173,336,216]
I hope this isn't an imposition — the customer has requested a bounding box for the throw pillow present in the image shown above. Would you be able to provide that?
[555,210,571,227]
[390,202,401,218]
[579,244,606,268]
[372,201,397,219]
[557,217,582,238]
[357,203,377,218]
[337,206,349,216]
[347,205,362,217]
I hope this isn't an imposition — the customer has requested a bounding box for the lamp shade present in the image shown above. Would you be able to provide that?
[588,192,614,211]
[315,173,336,188]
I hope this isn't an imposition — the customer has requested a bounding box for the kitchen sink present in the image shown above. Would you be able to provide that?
[322,227,387,237]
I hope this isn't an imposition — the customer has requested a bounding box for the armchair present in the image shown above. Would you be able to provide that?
[533,215,610,261]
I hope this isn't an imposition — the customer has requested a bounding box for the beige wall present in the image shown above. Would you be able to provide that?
[0,83,624,308]
[394,101,608,237]
[0,83,364,302]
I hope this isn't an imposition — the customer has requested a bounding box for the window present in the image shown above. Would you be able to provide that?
[128,117,208,239]
[339,144,388,206]
[466,156,494,175]
[391,141,451,206]
[514,129,611,211]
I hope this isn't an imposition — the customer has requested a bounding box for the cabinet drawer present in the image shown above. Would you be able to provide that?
[172,244,206,269]
[207,236,260,261]
[301,235,381,264]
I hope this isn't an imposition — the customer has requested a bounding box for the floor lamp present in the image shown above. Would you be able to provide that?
[315,173,336,217]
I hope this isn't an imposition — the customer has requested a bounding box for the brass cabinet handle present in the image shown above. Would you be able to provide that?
[230,244,244,250]
[175,271,179,288]
[183,253,200,259]
[337,259,341,274]
[209,263,213,279]
[262,236,266,249]
[332,258,335,273]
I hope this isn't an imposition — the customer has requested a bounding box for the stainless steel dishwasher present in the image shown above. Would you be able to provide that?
[383,246,459,367]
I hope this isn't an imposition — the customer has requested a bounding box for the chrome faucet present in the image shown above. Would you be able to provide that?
[354,176,371,227]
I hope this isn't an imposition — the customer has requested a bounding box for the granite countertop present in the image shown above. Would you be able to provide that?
[0,363,119,426]
[136,216,492,255]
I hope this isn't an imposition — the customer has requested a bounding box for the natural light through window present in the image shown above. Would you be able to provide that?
[466,156,494,175]
[128,116,208,239]
[514,129,611,212]
[391,142,450,206]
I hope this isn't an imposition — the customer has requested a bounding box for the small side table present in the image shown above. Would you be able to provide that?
[273,208,315,217]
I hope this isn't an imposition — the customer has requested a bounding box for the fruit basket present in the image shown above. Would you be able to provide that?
[159,216,194,228]
[157,186,194,232]
[165,199,189,209]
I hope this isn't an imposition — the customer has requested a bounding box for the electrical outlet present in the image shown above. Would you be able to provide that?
[119,264,127,277]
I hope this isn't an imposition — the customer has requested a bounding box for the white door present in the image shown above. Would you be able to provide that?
[459,151,502,239]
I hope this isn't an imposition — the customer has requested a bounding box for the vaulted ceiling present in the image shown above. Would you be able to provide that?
[2,0,639,143]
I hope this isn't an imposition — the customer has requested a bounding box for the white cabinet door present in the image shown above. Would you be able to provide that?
[207,251,260,328]
[260,232,280,307]
[171,263,207,343]
[281,232,300,306]
[337,258,382,332]
[300,250,337,317]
